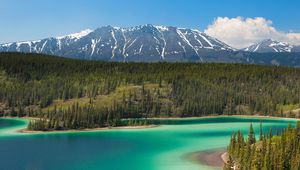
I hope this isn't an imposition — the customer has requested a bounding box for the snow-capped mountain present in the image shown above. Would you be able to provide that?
[243,39,297,53]
[292,45,300,52]
[0,25,236,62]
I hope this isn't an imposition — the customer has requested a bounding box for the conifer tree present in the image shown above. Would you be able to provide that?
[248,123,256,145]
[259,121,263,141]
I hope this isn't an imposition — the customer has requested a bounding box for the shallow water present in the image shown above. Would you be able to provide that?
[0,117,296,170]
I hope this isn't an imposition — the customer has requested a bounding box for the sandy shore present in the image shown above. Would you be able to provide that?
[185,149,228,168]
[149,114,299,121]
[4,114,298,134]
[18,125,158,134]
[230,114,300,121]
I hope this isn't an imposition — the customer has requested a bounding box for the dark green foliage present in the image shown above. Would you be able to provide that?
[226,122,300,170]
[246,52,300,67]
[27,103,121,130]
[1,53,300,130]
[248,123,256,145]
[259,121,263,141]
[27,102,152,131]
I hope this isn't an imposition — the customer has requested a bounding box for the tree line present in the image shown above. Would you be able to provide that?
[225,122,300,170]
[1,52,300,130]
[27,102,151,131]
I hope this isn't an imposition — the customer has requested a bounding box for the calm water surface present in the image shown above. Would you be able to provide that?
[0,117,296,170]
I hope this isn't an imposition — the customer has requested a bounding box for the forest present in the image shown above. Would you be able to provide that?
[225,122,300,170]
[1,52,300,130]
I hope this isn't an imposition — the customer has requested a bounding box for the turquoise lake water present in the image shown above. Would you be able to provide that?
[0,117,297,170]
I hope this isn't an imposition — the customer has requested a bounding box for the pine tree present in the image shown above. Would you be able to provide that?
[248,123,256,145]
[259,120,263,141]
[269,127,273,138]
[226,122,300,170]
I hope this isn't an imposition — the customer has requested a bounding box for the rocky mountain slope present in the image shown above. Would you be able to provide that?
[0,25,236,62]
[243,39,300,53]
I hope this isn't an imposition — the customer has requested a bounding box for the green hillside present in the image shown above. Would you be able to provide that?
[1,52,300,130]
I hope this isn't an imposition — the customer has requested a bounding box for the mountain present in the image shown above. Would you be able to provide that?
[292,45,300,52]
[243,39,296,53]
[0,25,236,62]
[2,25,300,65]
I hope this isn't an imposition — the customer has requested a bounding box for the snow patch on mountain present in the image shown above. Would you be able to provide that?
[0,25,238,62]
[57,29,93,40]
[244,39,294,53]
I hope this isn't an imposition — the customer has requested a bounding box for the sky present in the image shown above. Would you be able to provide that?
[1,0,300,48]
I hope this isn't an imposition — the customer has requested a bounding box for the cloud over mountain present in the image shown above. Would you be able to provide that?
[204,17,300,49]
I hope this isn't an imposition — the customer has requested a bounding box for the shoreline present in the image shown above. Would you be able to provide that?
[4,114,299,122]
[17,125,159,134]
[185,149,228,168]
[227,114,300,121]
[1,114,298,134]
[1,115,297,167]
[150,114,300,121]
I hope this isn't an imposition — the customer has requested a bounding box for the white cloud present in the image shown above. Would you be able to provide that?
[204,17,300,49]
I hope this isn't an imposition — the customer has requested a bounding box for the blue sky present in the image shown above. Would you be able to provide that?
[1,0,300,45]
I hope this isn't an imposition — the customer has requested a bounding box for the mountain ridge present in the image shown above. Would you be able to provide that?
[243,39,300,53]
[1,25,300,65]
[0,25,236,62]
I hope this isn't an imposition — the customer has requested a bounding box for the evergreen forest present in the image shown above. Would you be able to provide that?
[1,52,300,130]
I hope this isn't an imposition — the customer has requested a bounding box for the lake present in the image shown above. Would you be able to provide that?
[0,117,297,170]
